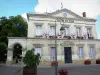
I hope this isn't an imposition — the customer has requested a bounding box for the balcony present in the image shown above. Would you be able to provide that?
[34,34,94,40]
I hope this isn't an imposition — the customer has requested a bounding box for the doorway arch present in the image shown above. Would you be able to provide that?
[13,43,22,63]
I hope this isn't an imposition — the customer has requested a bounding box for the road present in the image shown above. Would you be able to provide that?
[0,64,100,75]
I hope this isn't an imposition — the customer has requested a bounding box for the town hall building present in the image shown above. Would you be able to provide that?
[7,8,100,65]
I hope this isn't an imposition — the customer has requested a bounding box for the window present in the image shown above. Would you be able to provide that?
[65,27,70,36]
[34,47,42,56]
[35,25,42,36]
[76,27,81,36]
[89,47,95,59]
[78,47,84,59]
[50,47,56,61]
[87,28,92,37]
[49,26,55,36]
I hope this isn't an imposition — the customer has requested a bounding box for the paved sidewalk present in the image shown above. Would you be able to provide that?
[0,64,100,75]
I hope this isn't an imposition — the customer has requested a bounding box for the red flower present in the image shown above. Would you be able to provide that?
[58,68,68,73]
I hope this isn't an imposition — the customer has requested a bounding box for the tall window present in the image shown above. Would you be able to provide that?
[87,28,92,37]
[65,27,70,36]
[35,25,42,36]
[78,47,84,59]
[50,26,55,36]
[76,27,81,36]
[89,47,95,59]
[34,47,42,56]
[50,47,55,61]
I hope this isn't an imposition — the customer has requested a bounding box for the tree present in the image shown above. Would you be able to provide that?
[0,15,28,62]
[0,43,7,61]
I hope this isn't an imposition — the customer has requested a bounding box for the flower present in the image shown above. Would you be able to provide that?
[96,58,100,64]
[58,68,68,73]
[84,59,91,65]
[51,61,58,66]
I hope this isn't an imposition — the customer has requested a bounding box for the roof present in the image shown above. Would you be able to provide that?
[27,8,96,22]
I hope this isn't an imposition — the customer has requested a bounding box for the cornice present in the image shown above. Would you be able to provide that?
[27,8,96,22]
[7,37,100,41]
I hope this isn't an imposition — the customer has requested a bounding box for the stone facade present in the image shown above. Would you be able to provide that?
[7,9,100,65]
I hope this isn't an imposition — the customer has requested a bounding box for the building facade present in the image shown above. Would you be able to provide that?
[7,9,100,65]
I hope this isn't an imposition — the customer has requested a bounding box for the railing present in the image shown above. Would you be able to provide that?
[34,35,94,40]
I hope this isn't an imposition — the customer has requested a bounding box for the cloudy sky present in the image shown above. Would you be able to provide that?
[0,0,99,38]
[35,0,100,38]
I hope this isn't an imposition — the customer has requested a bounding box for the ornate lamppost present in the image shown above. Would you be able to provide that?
[55,18,65,75]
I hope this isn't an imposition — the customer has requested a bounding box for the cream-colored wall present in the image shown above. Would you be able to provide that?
[7,38,100,64]
[27,16,97,39]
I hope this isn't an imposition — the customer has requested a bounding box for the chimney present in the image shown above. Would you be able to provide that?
[82,12,86,17]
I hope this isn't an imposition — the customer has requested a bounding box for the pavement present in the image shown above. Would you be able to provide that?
[0,64,100,75]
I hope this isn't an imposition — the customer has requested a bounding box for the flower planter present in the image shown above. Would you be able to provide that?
[59,72,68,75]
[58,68,68,75]
[23,67,37,75]
[96,59,100,64]
[67,36,71,39]
[84,59,91,65]
[77,36,83,39]
[51,61,58,67]
[63,36,71,39]
[88,37,94,39]
[80,37,83,39]
[23,49,41,75]
[49,36,57,39]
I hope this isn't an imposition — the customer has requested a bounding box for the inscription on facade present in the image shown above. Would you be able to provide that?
[57,19,74,23]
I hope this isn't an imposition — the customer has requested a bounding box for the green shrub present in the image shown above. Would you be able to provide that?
[23,49,41,67]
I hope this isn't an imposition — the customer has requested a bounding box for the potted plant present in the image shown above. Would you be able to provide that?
[23,49,41,75]
[96,58,100,64]
[84,59,91,65]
[58,68,68,75]
[51,61,58,67]
[67,36,71,39]
[88,37,94,39]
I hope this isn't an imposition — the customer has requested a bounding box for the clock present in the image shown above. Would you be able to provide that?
[63,13,67,17]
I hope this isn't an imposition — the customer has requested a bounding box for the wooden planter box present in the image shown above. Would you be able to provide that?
[23,67,37,75]
[59,72,68,75]
[84,60,91,65]
[96,60,100,64]
[51,61,58,67]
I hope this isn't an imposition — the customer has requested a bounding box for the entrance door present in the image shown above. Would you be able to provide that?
[13,44,22,63]
[64,47,72,63]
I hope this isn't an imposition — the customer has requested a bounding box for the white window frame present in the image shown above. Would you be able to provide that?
[35,25,42,36]
[34,47,42,56]
[76,27,81,36]
[78,47,84,59]
[50,47,56,61]
[49,26,55,36]
[87,28,92,37]
[65,27,70,36]
[89,47,95,59]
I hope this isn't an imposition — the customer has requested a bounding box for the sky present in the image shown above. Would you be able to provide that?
[0,0,100,38]
[0,0,38,17]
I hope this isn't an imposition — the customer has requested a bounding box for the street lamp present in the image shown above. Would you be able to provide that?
[60,26,65,35]
[55,18,65,75]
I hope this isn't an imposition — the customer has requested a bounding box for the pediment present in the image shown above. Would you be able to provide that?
[48,9,82,19]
